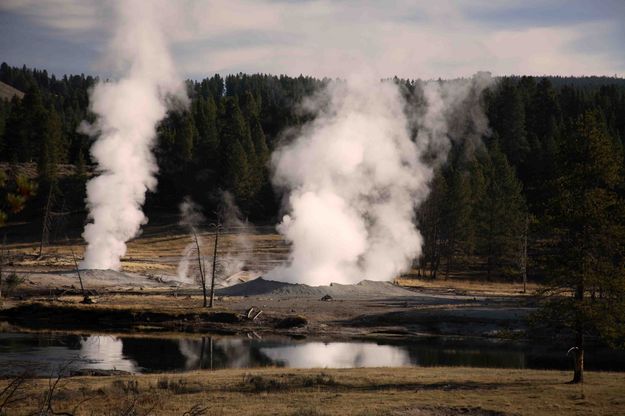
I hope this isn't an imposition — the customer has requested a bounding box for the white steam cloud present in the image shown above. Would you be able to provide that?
[176,197,205,284]
[80,0,186,270]
[268,74,491,286]
[176,193,258,286]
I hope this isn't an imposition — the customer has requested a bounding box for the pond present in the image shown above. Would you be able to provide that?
[2,331,625,376]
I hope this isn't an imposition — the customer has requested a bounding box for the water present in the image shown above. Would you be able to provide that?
[1,331,625,376]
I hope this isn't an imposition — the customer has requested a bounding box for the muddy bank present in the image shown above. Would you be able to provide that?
[0,302,309,335]
[0,275,539,340]
[343,306,533,339]
[0,295,534,341]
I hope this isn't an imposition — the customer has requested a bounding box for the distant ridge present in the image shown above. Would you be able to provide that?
[0,80,24,101]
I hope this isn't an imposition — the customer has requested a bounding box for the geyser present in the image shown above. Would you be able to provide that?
[268,75,491,286]
[80,0,186,270]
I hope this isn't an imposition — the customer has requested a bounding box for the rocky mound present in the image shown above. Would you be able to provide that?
[216,277,415,298]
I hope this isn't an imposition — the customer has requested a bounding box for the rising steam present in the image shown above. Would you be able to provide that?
[80,0,186,270]
[176,197,206,284]
[268,74,491,285]
[177,192,257,286]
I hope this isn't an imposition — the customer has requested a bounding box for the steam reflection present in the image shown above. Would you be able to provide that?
[3,331,625,376]
[80,336,137,372]
[260,342,411,368]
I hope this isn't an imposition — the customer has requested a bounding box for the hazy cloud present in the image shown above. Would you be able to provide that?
[1,0,623,78]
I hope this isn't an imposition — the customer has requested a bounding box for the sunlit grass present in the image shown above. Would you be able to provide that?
[2,367,623,415]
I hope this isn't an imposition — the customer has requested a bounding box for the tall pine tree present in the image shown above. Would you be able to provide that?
[541,110,625,383]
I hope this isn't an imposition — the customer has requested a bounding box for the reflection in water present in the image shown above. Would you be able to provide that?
[2,331,625,376]
[260,342,411,368]
[80,336,137,372]
[177,337,275,370]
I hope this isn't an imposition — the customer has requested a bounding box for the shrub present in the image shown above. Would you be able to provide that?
[2,272,24,297]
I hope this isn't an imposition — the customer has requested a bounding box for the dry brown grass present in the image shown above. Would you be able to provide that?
[19,295,231,314]
[1,367,623,415]
[6,230,288,276]
[396,276,541,297]
[7,225,537,300]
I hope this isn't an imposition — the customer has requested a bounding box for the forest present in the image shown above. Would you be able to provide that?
[1,62,625,289]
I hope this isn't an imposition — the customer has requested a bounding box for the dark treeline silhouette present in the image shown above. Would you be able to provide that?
[0,63,329,220]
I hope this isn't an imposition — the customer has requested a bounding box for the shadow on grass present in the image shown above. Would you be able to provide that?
[237,373,531,394]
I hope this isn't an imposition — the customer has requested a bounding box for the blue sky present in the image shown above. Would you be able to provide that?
[1,0,624,79]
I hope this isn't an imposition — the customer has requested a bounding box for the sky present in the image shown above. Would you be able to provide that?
[1,0,624,80]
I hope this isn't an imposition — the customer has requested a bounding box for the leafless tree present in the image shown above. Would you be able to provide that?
[66,237,91,304]
[209,221,221,308]
[190,219,222,308]
[192,230,209,308]
[34,361,95,416]
[0,371,31,412]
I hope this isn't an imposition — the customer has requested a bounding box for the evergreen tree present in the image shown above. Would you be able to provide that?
[38,108,63,183]
[240,90,270,196]
[20,87,47,162]
[442,168,473,278]
[0,99,8,153]
[193,96,219,167]
[490,79,529,168]
[0,170,37,225]
[218,98,250,201]
[474,144,527,279]
[417,171,447,278]
[540,110,625,383]
[177,111,196,163]
[3,96,26,162]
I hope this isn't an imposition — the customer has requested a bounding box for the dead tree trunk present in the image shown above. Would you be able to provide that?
[209,223,220,308]
[67,238,90,304]
[192,230,207,308]
[571,282,585,384]
[571,347,584,384]
[39,186,54,258]
[444,228,455,280]
[521,215,528,293]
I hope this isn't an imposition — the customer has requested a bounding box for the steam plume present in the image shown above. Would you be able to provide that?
[268,74,490,285]
[218,191,256,279]
[177,193,257,286]
[176,198,205,284]
[80,0,186,270]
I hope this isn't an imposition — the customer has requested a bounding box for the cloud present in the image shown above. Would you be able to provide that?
[0,0,105,32]
[2,0,624,78]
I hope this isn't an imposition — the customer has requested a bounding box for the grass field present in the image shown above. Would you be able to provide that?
[1,367,623,415]
[396,277,541,297]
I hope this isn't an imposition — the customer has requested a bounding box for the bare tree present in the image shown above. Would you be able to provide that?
[66,237,91,304]
[209,221,221,308]
[0,371,31,412]
[35,360,95,416]
[39,185,54,258]
[192,230,208,308]
[191,221,222,308]
[521,215,529,293]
